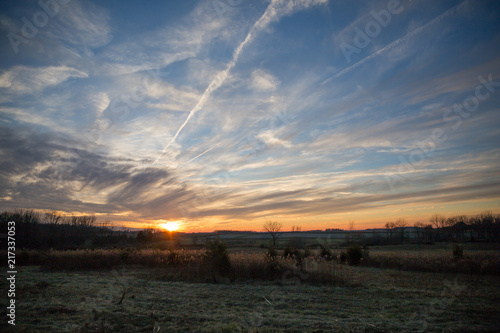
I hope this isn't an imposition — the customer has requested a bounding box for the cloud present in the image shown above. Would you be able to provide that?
[99,1,236,76]
[0,65,88,94]
[1,0,499,229]
[153,0,329,163]
[324,1,469,83]
[257,129,292,148]
[0,106,59,128]
[91,92,110,117]
[0,126,193,219]
[251,69,280,91]
[46,0,112,48]
[194,170,500,220]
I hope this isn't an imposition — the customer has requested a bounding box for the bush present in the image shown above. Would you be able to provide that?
[204,240,233,281]
[265,246,278,260]
[453,244,464,259]
[346,244,363,266]
[362,245,370,259]
[283,246,298,259]
[119,248,136,263]
[339,251,347,264]
[167,250,181,265]
[320,246,334,261]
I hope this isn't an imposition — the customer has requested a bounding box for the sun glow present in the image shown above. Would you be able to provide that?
[160,221,181,232]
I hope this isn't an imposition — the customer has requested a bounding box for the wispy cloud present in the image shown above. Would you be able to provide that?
[153,0,329,163]
[0,65,87,94]
[1,0,499,229]
[324,1,469,83]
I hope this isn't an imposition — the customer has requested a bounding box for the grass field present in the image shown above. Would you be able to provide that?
[1,244,499,332]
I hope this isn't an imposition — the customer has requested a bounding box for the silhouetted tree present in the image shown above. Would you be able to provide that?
[395,218,408,243]
[263,220,282,247]
[414,222,426,243]
[44,210,63,224]
[430,214,446,240]
[385,221,396,243]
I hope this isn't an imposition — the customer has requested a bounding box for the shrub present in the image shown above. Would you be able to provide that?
[204,240,233,281]
[320,247,334,260]
[339,251,347,264]
[167,250,181,265]
[362,245,370,259]
[265,246,278,260]
[119,248,136,263]
[283,246,298,259]
[346,244,363,266]
[453,244,464,259]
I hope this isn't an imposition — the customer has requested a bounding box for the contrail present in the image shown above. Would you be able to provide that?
[153,0,289,165]
[177,141,224,168]
[322,1,468,84]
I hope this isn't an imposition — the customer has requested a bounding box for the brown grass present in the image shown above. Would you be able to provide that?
[362,249,500,275]
[8,245,500,278]
[1,265,499,332]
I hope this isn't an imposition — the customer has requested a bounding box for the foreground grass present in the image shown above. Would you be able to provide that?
[2,245,499,332]
[1,266,499,332]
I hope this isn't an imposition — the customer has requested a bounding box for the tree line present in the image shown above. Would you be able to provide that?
[0,208,134,249]
[384,211,500,243]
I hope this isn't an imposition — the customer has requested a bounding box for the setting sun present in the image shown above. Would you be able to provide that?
[160,221,181,232]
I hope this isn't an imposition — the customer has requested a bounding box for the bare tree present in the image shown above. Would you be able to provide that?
[347,220,356,243]
[348,220,355,230]
[69,215,97,227]
[414,221,426,243]
[430,214,446,240]
[44,210,63,224]
[394,218,408,228]
[385,222,395,229]
[263,220,282,246]
[395,218,407,242]
[430,214,446,229]
[385,221,396,242]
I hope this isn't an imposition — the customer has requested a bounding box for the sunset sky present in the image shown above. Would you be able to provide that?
[1,0,499,232]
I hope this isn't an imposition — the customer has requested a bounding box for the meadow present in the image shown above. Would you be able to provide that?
[1,243,499,332]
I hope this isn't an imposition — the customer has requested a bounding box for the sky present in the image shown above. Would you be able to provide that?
[1,0,499,232]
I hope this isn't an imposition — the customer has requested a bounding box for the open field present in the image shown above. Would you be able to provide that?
[1,265,499,332]
[1,244,500,332]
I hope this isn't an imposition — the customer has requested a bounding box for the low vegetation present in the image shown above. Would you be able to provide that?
[7,242,499,284]
[2,256,499,332]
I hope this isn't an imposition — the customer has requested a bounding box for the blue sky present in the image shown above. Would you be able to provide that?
[1,0,499,231]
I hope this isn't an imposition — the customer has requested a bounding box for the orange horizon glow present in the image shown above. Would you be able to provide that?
[113,205,500,233]
[70,199,500,232]
[159,221,181,232]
